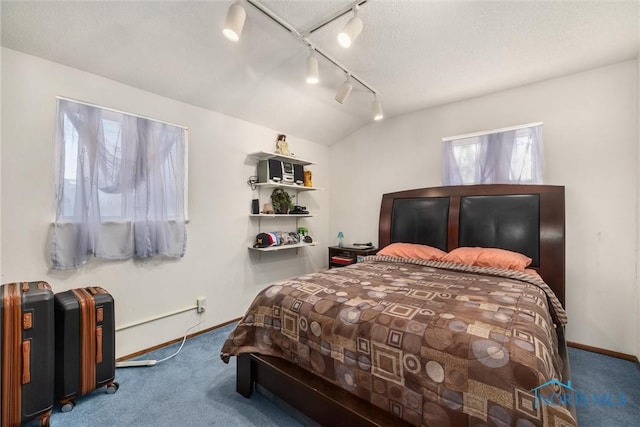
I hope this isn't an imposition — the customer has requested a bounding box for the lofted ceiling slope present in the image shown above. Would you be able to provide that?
[1,1,638,146]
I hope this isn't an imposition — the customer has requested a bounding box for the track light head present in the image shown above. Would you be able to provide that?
[338,7,363,48]
[223,1,246,42]
[372,95,384,121]
[306,51,319,84]
[335,76,353,104]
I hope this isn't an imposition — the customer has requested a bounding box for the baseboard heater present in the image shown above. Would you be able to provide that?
[116,359,157,368]
[115,304,198,368]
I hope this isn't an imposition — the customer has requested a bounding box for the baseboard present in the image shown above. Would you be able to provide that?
[116,317,241,362]
[567,341,639,364]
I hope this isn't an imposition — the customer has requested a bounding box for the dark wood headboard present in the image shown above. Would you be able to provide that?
[378,184,566,307]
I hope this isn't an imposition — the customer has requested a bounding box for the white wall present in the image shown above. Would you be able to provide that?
[330,60,639,356]
[0,48,329,358]
[637,55,640,361]
[0,48,3,280]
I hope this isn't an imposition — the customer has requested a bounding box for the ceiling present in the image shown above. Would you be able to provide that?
[1,1,639,146]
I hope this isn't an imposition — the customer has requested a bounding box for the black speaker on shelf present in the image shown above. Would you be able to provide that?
[257,159,283,183]
[293,164,304,185]
[251,199,260,214]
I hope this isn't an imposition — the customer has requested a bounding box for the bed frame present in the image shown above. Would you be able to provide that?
[237,184,570,426]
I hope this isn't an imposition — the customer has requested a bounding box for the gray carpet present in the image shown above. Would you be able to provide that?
[568,346,640,426]
[49,323,639,426]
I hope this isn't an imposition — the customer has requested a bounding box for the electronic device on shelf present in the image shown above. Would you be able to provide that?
[293,164,304,185]
[257,159,282,184]
[257,159,305,185]
[281,161,294,184]
[289,205,309,215]
[340,242,374,249]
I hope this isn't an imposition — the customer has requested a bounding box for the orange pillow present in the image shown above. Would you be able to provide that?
[441,247,532,271]
[378,242,447,261]
[524,268,542,280]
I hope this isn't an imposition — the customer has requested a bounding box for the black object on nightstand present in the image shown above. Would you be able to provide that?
[328,246,378,268]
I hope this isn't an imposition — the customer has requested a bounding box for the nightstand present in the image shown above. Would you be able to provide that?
[328,246,378,268]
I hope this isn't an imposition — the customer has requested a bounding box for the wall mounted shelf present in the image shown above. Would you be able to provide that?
[254,182,321,191]
[250,214,313,218]
[247,150,319,255]
[247,151,315,166]
[248,242,316,252]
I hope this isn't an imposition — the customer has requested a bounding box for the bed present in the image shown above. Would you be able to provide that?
[221,184,576,426]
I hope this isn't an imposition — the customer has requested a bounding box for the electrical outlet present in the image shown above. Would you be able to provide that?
[196,297,207,313]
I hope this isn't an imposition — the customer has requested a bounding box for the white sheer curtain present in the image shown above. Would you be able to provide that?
[51,99,186,270]
[442,123,543,185]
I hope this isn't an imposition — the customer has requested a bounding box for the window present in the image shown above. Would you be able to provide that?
[51,98,187,270]
[441,123,543,186]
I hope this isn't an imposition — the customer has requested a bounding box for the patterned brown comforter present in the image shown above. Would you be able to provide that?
[221,256,577,426]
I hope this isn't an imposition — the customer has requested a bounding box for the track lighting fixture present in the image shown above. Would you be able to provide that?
[305,50,319,84]
[225,0,380,120]
[337,6,363,48]
[335,75,353,104]
[223,1,246,42]
[372,95,384,121]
